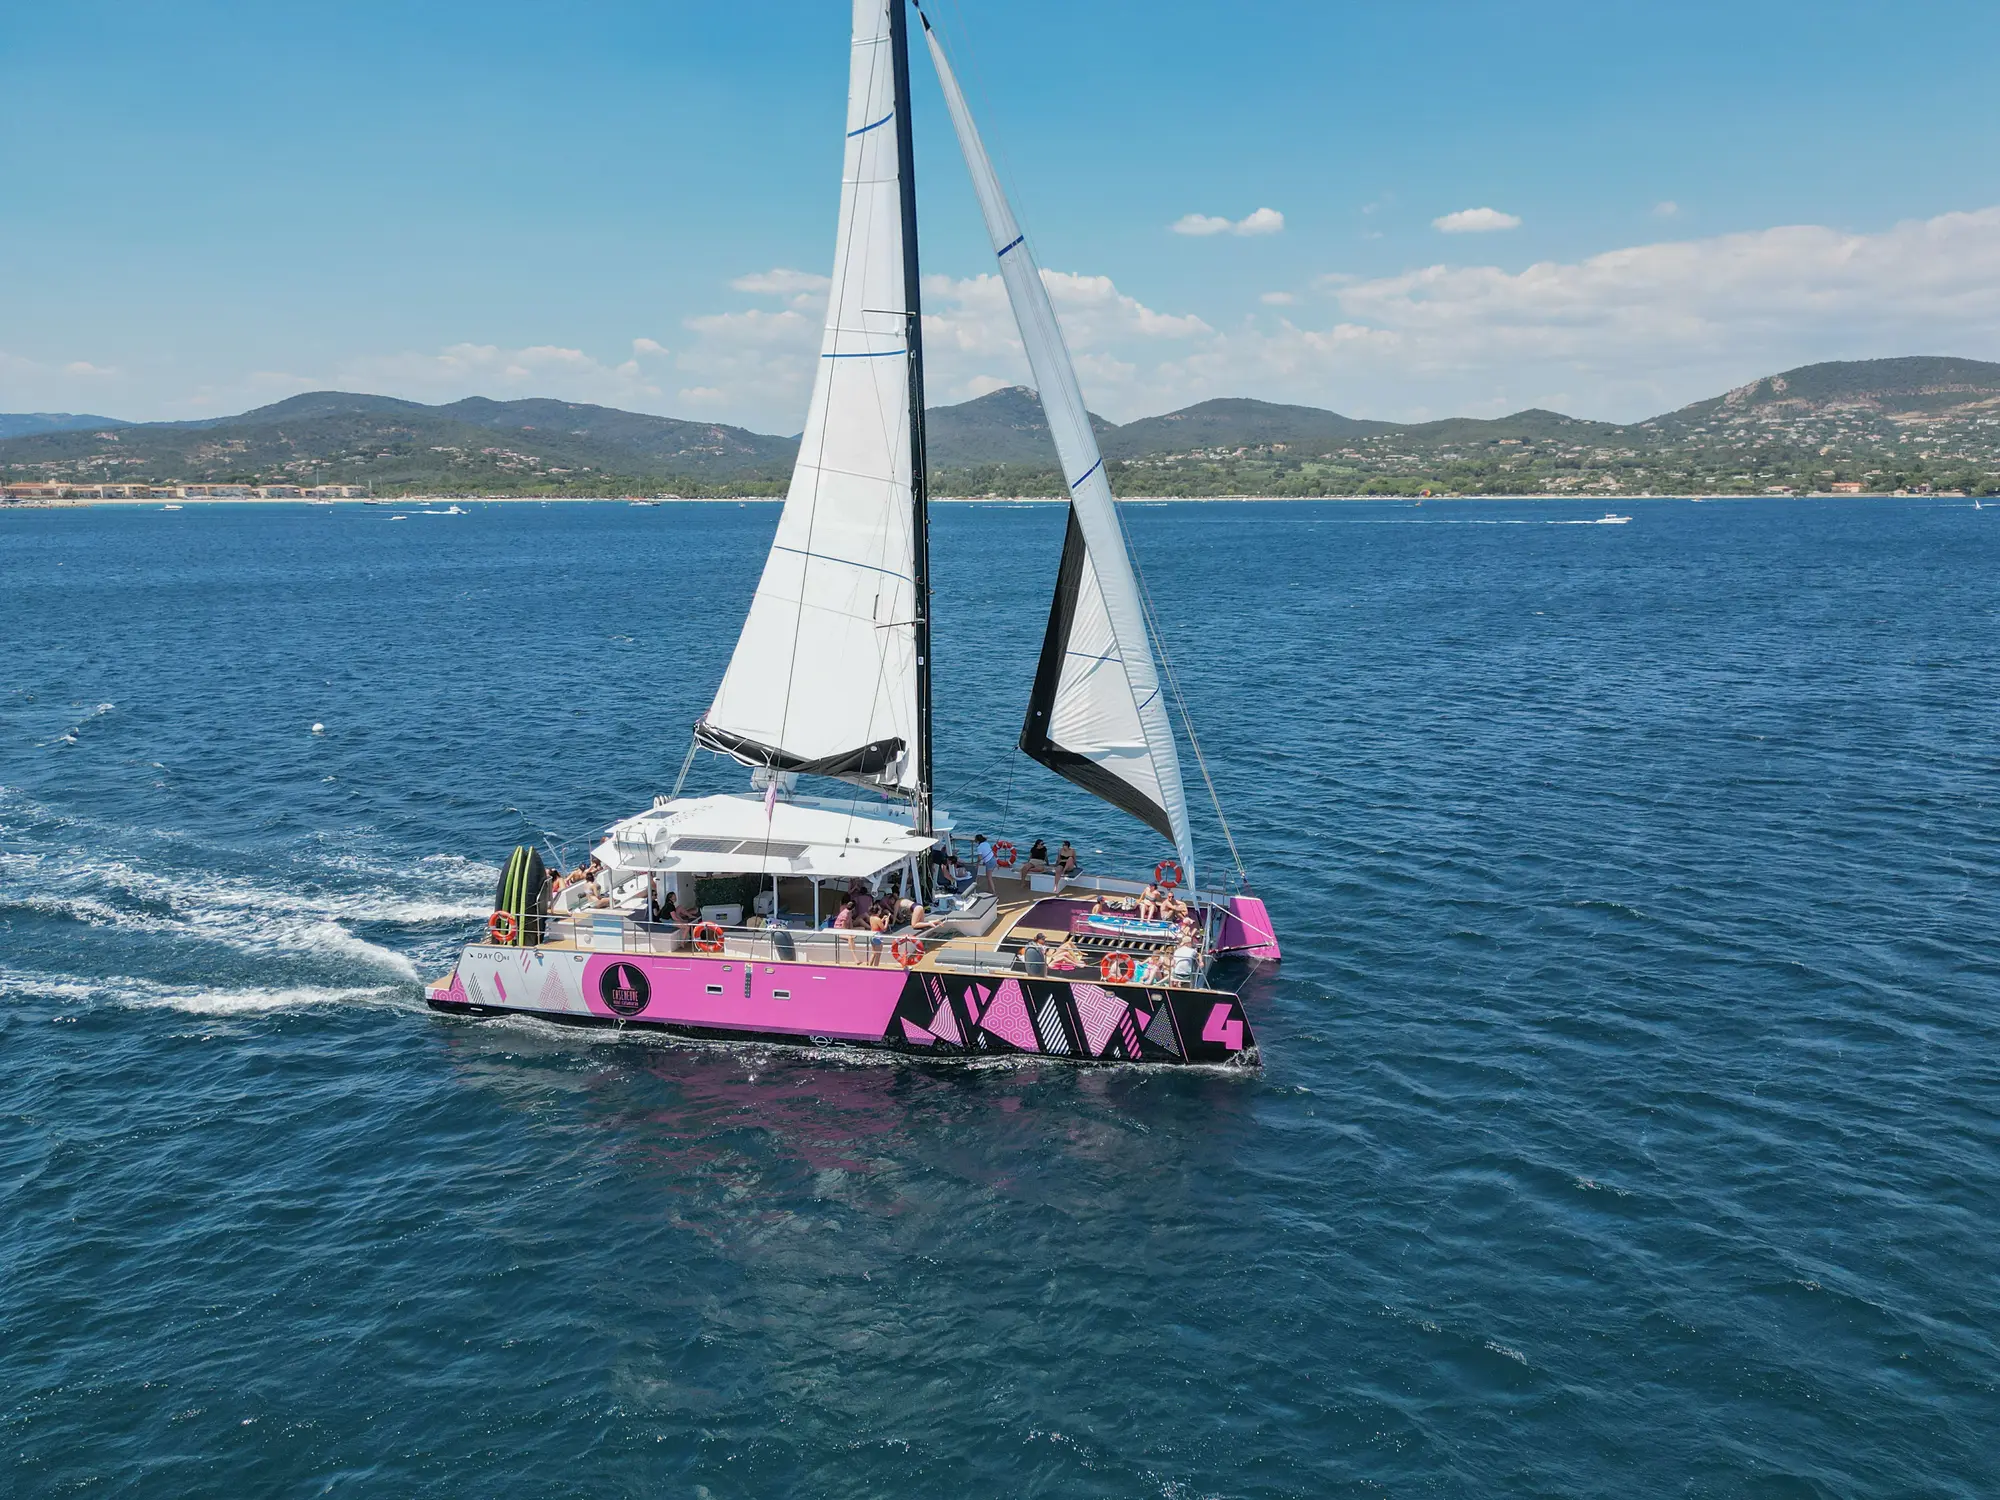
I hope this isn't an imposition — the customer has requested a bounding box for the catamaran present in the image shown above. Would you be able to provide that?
[425,0,1281,1064]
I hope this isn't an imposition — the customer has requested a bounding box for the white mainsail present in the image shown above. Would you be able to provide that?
[697,0,919,790]
[922,17,1197,885]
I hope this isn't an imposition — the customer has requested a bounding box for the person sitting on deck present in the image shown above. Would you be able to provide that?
[1055,840,1079,876]
[1137,882,1163,922]
[1020,838,1051,876]
[1047,937,1085,971]
[1019,938,1048,976]
[845,878,874,923]
[1090,896,1108,920]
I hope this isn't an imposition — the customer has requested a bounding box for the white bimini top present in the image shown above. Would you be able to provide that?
[593,792,946,883]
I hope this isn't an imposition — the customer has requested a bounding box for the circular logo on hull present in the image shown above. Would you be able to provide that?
[599,961,651,1017]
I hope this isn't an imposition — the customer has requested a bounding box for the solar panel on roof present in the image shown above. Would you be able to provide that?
[733,840,810,859]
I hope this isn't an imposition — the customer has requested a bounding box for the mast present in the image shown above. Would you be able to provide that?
[890,0,935,837]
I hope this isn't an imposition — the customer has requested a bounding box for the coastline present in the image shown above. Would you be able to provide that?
[3,490,1959,511]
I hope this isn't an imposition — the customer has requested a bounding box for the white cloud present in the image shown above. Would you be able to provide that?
[1653,200,1680,218]
[665,208,2000,426]
[730,267,831,296]
[1434,207,1523,234]
[19,206,2000,435]
[1172,207,1285,237]
[1172,214,1232,237]
[1260,291,1298,306]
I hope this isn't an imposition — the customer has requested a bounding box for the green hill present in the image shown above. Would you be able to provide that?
[1105,397,1390,458]
[924,386,1114,466]
[0,412,130,440]
[6,357,1998,497]
[0,393,797,495]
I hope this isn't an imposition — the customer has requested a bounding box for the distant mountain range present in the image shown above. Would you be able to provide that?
[0,412,130,441]
[5,356,1998,497]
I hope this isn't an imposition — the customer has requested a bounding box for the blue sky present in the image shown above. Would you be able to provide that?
[5,0,1999,427]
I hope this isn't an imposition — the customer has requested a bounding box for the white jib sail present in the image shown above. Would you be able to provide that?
[923,18,1196,885]
[699,0,918,791]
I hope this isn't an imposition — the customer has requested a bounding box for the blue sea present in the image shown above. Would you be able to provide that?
[3,497,1996,1497]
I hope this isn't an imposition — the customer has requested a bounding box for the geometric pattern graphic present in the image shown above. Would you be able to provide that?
[1070,983,1127,1057]
[462,971,492,1008]
[1142,1000,1184,1056]
[874,971,1253,1066]
[927,989,963,1045]
[536,969,572,1014]
[978,977,1038,1051]
[1034,994,1072,1055]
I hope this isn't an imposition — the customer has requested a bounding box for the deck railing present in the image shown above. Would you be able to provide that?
[499,909,1212,984]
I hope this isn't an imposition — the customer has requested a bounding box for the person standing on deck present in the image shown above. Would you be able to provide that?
[974,834,997,893]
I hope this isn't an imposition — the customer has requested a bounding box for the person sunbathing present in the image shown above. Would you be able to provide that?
[1137,882,1163,922]
[1047,938,1085,971]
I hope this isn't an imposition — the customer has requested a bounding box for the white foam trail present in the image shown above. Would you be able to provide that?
[137,981,407,1016]
[1,851,473,977]
[0,967,408,1015]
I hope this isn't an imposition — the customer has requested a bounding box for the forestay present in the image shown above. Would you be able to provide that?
[921,17,1197,886]
[697,0,920,790]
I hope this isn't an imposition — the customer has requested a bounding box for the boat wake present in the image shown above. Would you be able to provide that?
[0,966,410,1016]
[0,786,492,999]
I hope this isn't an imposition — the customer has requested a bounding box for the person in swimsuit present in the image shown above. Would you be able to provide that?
[832,899,859,959]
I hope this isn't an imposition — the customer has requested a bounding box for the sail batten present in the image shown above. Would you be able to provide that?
[697,0,923,795]
[922,19,1197,885]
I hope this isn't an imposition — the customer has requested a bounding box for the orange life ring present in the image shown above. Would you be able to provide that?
[1154,860,1184,891]
[1100,951,1135,984]
[992,840,1018,868]
[488,910,518,945]
[891,936,923,969]
[691,921,725,953]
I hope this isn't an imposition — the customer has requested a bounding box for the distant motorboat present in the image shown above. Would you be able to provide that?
[1596,513,1632,524]
[161,504,183,511]
[630,499,660,507]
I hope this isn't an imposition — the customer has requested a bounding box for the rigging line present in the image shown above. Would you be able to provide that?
[670,734,699,798]
[1128,544,1250,888]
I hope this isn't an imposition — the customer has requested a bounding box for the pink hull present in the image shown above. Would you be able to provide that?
[427,944,1257,1066]
[1220,895,1282,962]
